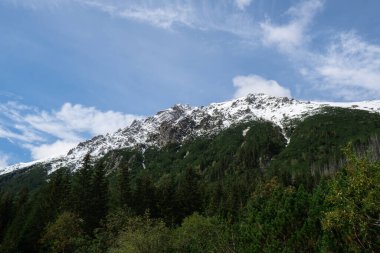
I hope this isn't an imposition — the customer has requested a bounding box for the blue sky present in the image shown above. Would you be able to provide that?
[1,0,380,166]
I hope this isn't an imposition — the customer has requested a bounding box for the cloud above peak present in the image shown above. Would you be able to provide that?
[0,101,143,162]
[260,0,323,52]
[233,75,292,98]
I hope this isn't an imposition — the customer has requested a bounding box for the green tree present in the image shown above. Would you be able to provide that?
[118,162,132,208]
[71,153,94,233]
[46,168,72,216]
[156,175,177,225]
[0,192,14,240]
[40,211,84,253]
[176,167,201,220]
[172,213,235,253]
[322,145,380,252]
[132,174,157,216]
[108,214,171,253]
[89,162,109,231]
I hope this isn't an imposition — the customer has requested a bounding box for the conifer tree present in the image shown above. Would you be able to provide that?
[71,153,94,233]
[89,162,109,230]
[132,173,157,216]
[156,176,177,225]
[0,192,14,240]
[46,167,71,216]
[177,167,201,219]
[118,162,132,208]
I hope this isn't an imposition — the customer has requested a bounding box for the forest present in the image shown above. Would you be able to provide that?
[0,107,379,252]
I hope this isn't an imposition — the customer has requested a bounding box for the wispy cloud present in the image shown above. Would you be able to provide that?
[260,0,324,52]
[81,0,258,39]
[5,0,258,40]
[0,101,143,161]
[5,0,380,102]
[258,0,380,101]
[307,32,380,100]
[235,0,253,11]
[233,74,291,98]
[81,0,195,29]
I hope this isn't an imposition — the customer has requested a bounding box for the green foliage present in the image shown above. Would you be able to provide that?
[0,193,14,248]
[269,107,380,185]
[72,154,109,233]
[118,161,132,208]
[108,214,171,253]
[90,162,109,230]
[131,173,157,216]
[176,167,201,220]
[40,211,85,253]
[322,144,380,252]
[0,166,47,194]
[172,213,236,253]
[239,179,314,252]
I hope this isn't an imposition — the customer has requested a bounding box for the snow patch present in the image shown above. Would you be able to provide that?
[242,127,250,137]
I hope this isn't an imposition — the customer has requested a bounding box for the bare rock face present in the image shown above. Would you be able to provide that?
[3,93,380,175]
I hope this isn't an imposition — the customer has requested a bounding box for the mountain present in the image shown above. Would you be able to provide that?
[1,93,380,253]
[1,93,380,176]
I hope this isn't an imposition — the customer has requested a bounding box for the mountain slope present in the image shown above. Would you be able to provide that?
[2,93,380,175]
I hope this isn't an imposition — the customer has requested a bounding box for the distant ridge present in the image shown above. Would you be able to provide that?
[2,93,380,175]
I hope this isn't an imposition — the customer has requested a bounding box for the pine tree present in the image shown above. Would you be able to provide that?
[156,176,177,225]
[89,162,109,230]
[0,192,14,240]
[176,167,201,220]
[46,167,71,216]
[71,153,94,233]
[118,162,132,208]
[132,174,156,216]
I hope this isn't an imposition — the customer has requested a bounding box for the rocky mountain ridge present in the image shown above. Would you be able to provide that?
[2,93,380,175]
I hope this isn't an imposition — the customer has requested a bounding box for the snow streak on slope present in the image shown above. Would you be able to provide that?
[2,94,380,175]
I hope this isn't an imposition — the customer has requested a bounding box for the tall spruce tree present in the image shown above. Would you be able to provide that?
[0,192,14,240]
[71,153,94,233]
[132,174,157,216]
[89,162,109,231]
[46,167,71,216]
[177,167,201,220]
[118,162,132,208]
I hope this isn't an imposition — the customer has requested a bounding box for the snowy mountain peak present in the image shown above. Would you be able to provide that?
[2,93,380,175]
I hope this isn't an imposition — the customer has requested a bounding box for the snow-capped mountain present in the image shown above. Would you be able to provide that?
[2,93,380,175]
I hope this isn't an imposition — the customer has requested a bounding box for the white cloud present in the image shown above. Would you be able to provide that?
[0,125,44,143]
[26,140,80,160]
[233,75,292,98]
[5,0,258,40]
[81,0,258,39]
[81,0,195,29]
[0,101,143,163]
[260,0,323,52]
[25,103,142,140]
[258,0,380,100]
[235,0,253,10]
[310,32,380,99]
[0,153,9,168]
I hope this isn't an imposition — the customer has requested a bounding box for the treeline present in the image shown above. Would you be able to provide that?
[0,146,379,252]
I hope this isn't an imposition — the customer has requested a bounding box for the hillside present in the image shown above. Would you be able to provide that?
[0,94,379,252]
